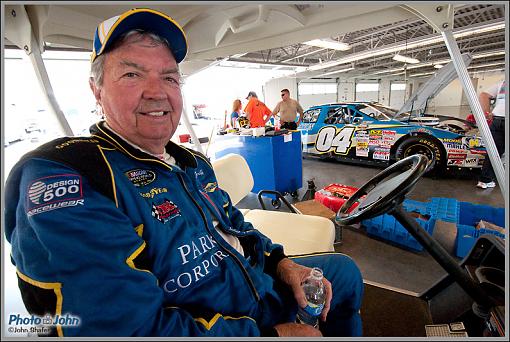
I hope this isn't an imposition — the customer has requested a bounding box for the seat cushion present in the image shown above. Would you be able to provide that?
[243,209,335,255]
[238,208,251,216]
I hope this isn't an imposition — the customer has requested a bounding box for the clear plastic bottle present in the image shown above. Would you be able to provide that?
[296,267,326,328]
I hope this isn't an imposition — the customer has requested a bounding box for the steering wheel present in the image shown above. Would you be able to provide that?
[336,153,496,310]
[336,154,429,226]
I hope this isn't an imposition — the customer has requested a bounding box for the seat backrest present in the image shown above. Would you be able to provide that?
[212,154,254,205]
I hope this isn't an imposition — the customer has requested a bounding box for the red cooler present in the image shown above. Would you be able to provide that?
[314,183,360,213]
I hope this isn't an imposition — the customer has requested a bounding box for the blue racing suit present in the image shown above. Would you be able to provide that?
[4,121,363,337]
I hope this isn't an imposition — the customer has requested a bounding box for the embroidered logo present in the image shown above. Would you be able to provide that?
[125,169,156,187]
[26,174,84,216]
[151,199,181,223]
[203,182,217,193]
[140,187,168,199]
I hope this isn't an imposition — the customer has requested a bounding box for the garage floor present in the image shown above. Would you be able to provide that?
[237,157,505,293]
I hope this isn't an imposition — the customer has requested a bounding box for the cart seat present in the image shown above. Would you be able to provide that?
[212,153,335,254]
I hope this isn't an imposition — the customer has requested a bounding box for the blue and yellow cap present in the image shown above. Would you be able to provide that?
[91,8,188,63]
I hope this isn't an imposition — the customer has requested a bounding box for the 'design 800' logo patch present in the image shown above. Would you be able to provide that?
[125,169,156,187]
[26,174,84,216]
[151,198,181,224]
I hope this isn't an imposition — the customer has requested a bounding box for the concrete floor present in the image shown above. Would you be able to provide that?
[237,157,505,293]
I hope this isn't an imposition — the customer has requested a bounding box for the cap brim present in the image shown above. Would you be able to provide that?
[94,9,187,63]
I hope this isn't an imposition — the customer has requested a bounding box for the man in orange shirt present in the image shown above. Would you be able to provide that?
[244,91,272,128]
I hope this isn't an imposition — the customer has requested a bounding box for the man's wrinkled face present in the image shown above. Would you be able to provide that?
[92,35,183,150]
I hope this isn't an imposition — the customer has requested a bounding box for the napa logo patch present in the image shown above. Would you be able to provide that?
[125,169,156,187]
[151,198,181,223]
[203,182,218,193]
[26,174,84,216]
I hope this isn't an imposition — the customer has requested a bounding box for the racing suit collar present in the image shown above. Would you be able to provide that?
[90,121,197,169]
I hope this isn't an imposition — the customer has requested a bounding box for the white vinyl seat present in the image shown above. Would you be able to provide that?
[212,153,335,255]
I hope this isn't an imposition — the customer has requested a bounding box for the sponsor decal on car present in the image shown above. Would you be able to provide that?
[442,138,463,143]
[26,174,84,216]
[447,159,464,165]
[464,158,478,167]
[125,169,156,187]
[448,153,467,160]
[469,149,486,155]
[373,148,391,161]
[444,142,464,149]
[446,148,469,154]
[151,198,181,223]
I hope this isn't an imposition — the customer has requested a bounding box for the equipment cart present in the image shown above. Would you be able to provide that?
[214,131,302,208]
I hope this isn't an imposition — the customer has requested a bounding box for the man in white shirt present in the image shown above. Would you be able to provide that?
[477,80,506,189]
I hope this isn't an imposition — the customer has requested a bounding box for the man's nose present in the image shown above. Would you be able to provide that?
[143,76,166,100]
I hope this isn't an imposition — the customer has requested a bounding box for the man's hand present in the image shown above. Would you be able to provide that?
[274,322,322,337]
[276,258,332,322]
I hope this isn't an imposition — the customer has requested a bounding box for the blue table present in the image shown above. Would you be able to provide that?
[214,131,303,199]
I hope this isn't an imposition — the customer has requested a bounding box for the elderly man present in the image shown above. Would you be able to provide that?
[4,8,363,337]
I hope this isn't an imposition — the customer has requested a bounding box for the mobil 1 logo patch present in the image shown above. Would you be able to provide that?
[26,174,84,216]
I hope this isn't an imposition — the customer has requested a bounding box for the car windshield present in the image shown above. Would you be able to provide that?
[357,104,395,121]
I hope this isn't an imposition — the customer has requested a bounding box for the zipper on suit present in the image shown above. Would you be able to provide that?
[177,173,261,302]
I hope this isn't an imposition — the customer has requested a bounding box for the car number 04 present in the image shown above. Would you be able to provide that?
[315,127,355,154]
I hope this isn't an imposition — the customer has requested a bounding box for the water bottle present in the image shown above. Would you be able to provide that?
[275,115,281,131]
[296,267,326,328]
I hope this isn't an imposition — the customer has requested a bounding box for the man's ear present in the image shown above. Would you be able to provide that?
[89,78,101,103]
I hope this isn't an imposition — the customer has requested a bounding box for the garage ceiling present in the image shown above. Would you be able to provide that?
[230,3,506,79]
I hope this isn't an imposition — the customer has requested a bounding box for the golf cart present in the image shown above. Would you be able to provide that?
[336,154,505,337]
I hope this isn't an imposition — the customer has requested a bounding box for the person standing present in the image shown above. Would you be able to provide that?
[272,89,304,130]
[230,99,243,128]
[243,91,272,128]
[477,80,506,189]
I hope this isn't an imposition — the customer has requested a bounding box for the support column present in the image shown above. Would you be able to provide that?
[5,5,73,136]
[401,4,505,196]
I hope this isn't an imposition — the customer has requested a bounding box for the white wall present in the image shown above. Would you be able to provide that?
[264,77,298,110]
[263,71,504,115]
[299,94,337,111]
[379,79,391,106]
[338,80,355,102]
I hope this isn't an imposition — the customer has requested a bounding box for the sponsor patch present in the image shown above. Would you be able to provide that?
[125,169,156,187]
[203,182,218,193]
[140,187,168,199]
[151,199,181,223]
[55,138,99,149]
[26,174,84,216]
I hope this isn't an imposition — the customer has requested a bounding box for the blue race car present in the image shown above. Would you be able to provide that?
[299,102,487,175]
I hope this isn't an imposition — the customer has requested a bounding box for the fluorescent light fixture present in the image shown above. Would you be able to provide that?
[434,64,444,69]
[302,20,504,73]
[393,54,420,64]
[317,67,355,77]
[304,39,351,51]
[409,71,435,78]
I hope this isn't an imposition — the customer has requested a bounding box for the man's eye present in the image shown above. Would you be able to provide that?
[124,72,138,78]
[165,77,179,84]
